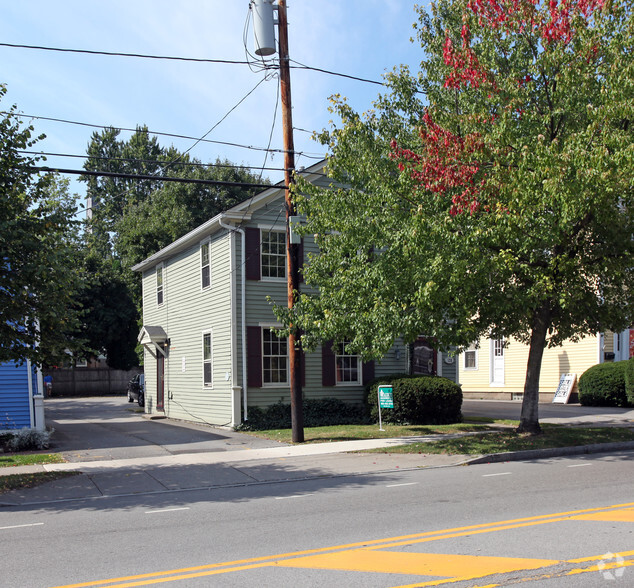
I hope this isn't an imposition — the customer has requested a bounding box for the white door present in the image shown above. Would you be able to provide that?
[491,338,505,385]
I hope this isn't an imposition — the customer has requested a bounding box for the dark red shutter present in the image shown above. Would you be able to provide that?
[247,326,262,387]
[245,227,260,281]
[322,341,335,387]
[362,360,375,384]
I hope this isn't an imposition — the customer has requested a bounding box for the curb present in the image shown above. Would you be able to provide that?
[465,440,634,465]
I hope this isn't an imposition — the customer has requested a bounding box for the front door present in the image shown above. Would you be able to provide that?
[411,338,436,376]
[491,338,505,385]
[157,354,165,411]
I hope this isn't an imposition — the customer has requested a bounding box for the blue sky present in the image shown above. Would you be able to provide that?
[1,1,427,200]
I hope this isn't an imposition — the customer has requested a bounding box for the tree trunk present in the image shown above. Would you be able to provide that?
[518,302,551,435]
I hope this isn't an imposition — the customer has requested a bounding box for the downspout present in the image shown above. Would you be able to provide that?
[219,217,248,422]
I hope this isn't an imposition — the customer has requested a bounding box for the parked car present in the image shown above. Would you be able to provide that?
[127,373,145,407]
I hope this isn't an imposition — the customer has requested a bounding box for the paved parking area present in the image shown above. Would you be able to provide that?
[44,396,287,463]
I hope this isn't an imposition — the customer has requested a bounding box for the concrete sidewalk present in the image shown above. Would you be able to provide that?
[3,431,634,507]
[1,400,632,506]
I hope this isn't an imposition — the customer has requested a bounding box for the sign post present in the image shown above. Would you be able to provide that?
[378,385,394,431]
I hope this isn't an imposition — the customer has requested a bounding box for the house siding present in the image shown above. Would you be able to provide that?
[458,335,601,401]
[0,361,35,429]
[141,231,234,425]
[133,161,453,426]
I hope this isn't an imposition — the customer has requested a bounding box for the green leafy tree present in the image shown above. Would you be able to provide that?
[80,127,267,367]
[283,0,634,434]
[0,86,83,365]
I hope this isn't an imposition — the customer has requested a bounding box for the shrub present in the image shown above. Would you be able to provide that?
[625,357,634,406]
[578,361,629,407]
[3,428,52,452]
[365,374,462,425]
[236,397,368,431]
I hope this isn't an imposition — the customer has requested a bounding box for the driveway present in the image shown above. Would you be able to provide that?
[44,397,287,463]
[461,399,634,425]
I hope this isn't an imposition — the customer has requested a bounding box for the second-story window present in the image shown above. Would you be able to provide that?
[156,264,164,306]
[201,242,211,289]
[261,230,286,279]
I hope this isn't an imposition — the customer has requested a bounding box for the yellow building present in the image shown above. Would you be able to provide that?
[457,330,632,402]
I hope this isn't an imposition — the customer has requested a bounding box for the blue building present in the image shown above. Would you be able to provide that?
[0,360,45,431]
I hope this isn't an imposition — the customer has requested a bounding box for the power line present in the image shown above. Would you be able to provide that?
[18,150,291,174]
[0,42,388,88]
[288,59,385,88]
[2,111,325,160]
[29,166,274,189]
[0,42,253,65]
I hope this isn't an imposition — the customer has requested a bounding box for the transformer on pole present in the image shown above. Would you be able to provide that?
[251,0,276,56]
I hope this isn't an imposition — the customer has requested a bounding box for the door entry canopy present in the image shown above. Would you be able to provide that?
[138,325,169,358]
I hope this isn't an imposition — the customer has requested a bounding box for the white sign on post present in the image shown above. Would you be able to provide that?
[552,373,576,404]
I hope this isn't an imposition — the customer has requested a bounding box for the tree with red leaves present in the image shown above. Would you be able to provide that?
[284,0,634,434]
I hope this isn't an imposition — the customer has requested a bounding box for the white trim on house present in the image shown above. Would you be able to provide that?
[156,263,165,307]
[200,239,211,291]
[463,342,479,371]
[598,332,604,363]
[261,326,289,388]
[202,330,213,388]
[490,338,505,386]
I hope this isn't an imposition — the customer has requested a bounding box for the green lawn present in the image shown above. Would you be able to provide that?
[0,453,66,467]
[242,421,505,444]
[366,425,634,455]
[244,421,634,455]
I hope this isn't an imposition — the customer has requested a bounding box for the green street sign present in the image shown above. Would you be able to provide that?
[378,385,394,409]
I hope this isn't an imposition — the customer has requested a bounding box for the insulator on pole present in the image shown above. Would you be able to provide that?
[252,0,276,56]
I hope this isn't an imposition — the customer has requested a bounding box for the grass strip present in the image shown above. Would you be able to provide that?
[0,471,79,495]
[0,453,66,467]
[242,422,505,444]
[365,425,634,455]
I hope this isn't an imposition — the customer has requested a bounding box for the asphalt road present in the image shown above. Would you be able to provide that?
[1,449,632,587]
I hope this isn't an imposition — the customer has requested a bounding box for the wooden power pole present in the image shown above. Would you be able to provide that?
[277,0,304,443]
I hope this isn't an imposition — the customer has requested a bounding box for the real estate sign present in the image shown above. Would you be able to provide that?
[378,385,394,408]
[377,385,393,431]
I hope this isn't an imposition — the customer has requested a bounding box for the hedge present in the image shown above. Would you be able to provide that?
[365,374,462,425]
[236,397,368,431]
[578,361,630,407]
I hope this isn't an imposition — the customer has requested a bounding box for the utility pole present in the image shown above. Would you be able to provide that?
[253,0,304,442]
[278,0,304,443]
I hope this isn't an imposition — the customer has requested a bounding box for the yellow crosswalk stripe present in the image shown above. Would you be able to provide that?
[274,549,559,577]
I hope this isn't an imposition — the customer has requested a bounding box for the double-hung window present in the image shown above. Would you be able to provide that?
[335,342,360,385]
[203,331,213,387]
[261,230,286,279]
[262,328,288,384]
[156,264,164,306]
[464,342,478,370]
[201,242,211,289]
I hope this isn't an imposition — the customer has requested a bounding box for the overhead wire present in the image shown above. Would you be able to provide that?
[2,111,325,161]
[27,166,273,189]
[16,150,293,175]
[0,42,388,88]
